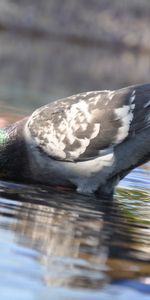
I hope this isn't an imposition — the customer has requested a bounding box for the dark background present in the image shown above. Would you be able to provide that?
[0,0,150,110]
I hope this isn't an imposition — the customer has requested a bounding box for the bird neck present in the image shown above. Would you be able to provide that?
[0,120,28,181]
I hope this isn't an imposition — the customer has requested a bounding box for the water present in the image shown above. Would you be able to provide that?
[0,107,150,300]
[0,167,150,300]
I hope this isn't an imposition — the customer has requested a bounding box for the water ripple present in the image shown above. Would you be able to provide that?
[0,164,149,300]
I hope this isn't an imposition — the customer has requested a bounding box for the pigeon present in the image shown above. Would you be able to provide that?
[0,83,150,196]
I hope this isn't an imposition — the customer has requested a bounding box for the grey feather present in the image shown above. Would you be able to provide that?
[25,84,150,162]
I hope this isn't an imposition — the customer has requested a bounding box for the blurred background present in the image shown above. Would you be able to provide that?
[0,0,150,113]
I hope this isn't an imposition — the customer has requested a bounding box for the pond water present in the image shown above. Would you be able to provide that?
[0,106,150,300]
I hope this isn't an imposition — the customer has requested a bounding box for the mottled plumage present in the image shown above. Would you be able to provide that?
[25,89,137,161]
[0,84,150,196]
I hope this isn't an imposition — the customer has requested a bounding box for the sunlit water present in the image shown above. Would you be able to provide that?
[0,106,150,300]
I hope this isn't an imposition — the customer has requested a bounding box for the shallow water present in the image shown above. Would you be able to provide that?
[0,105,150,300]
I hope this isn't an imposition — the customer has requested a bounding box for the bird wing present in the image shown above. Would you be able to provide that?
[25,84,150,162]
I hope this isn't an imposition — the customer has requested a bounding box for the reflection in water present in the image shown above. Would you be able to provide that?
[0,166,150,299]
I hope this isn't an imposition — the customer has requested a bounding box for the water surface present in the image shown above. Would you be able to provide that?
[0,105,150,300]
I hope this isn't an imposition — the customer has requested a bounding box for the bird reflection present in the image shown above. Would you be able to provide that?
[0,181,150,289]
